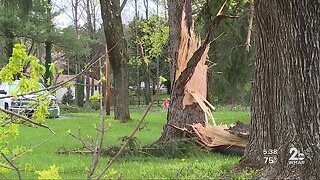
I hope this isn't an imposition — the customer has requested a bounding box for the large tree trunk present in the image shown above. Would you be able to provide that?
[4,30,14,61]
[228,83,237,105]
[239,1,320,179]
[100,0,131,122]
[159,0,207,141]
[44,41,52,86]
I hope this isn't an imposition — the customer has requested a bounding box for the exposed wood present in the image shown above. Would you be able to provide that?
[245,0,254,52]
[159,1,238,141]
[168,122,249,155]
[105,45,111,115]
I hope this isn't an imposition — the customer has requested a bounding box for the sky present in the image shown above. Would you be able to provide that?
[52,0,165,29]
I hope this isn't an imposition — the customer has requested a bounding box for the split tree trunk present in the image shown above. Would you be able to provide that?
[100,0,131,122]
[159,0,207,141]
[240,1,320,179]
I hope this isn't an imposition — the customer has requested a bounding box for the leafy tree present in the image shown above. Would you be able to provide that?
[196,0,254,105]
[61,87,74,104]
[100,0,131,122]
[0,0,32,61]
[0,44,56,178]
[127,15,170,105]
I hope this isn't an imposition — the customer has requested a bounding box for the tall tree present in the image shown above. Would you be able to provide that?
[0,0,32,61]
[70,0,85,107]
[239,0,320,178]
[100,0,131,122]
[44,0,53,86]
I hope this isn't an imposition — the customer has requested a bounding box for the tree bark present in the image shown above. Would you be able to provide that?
[159,0,208,141]
[141,60,151,105]
[44,41,52,86]
[100,0,131,122]
[229,83,237,105]
[239,1,320,179]
[4,30,14,61]
[134,0,141,106]
[44,0,53,86]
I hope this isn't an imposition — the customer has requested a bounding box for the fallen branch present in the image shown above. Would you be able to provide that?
[68,132,93,152]
[169,122,249,155]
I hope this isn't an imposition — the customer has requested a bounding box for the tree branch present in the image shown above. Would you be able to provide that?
[0,38,122,101]
[68,132,93,151]
[245,0,254,52]
[94,84,163,179]
[120,0,128,12]
[1,152,22,180]
[87,57,107,179]
[0,108,56,134]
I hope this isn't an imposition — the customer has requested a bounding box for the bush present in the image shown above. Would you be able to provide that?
[61,87,74,105]
[83,101,100,111]
[59,104,80,113]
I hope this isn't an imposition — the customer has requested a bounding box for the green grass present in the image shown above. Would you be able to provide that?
[6,108,250,179]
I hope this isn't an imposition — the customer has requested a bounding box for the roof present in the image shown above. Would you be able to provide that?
[56,74,100,86]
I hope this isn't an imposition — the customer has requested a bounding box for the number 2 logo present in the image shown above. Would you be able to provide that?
[289,147,304,161]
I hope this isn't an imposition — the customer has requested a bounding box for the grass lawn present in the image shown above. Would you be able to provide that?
[6,108,250,179]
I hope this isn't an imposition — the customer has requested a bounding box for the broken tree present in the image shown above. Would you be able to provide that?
[100,0,131,122]
[159,0,236,141]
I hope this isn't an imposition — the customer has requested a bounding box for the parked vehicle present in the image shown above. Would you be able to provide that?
[0,80,60,118]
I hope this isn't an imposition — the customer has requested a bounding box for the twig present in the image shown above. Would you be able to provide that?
[87,57,107,179]
[94,84,162,179]
[0,164,15,170]
[0,171,8,179]
[11,135,55,161]
[68,132,93,151]
[131,149,153,156]
[245,0,254,52]
[119,0,128,12]
[1,119,11,127]
[1,152,21,180]
[0,38,122,100]
[0,108,56,134]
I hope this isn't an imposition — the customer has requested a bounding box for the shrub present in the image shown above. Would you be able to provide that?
[61,87,74,104]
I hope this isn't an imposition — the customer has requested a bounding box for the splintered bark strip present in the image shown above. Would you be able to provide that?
[245,0,254,52]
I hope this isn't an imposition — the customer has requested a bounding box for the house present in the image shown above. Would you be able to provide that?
[55,74,100,103]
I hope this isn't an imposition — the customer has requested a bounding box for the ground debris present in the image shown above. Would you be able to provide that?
[169,121,250,155]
